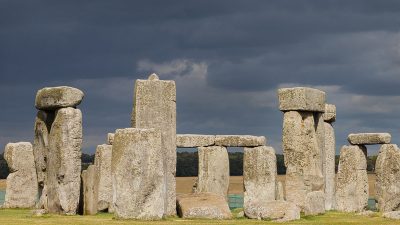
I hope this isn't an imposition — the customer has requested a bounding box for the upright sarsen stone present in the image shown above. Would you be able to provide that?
[335,145,368,212]
[94,144,112,211]
[196,146,229,198]
[323,104,336,210]
[3,142,38,208]
[82,165,98,215]
[243,146,276,216]
[47,107,82,214]
[111,128,164,220]
[375,144,400,212]
[131,74,176,216]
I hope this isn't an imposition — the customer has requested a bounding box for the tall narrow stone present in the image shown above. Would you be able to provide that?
[131,74,176,215]
[335,145,368,212]
[282,110,324,210]
[323,104,336,210]
[82,165,98,215]
[196,146,229,198]
[3,142,38,208]
[111,128,165,220]
[94,144,112,211]
[243,146,276,216]
[375,144,400,212]
[47,107,82,214]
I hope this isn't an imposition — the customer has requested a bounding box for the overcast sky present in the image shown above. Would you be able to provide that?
[1,0,400,154]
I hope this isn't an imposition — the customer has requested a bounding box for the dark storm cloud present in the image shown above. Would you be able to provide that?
[1,0,400,153]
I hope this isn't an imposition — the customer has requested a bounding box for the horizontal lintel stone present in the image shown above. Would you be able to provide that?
[214,135,266,147]
[278,87,326,112]
[348,133,391,145]
[176,134,215,148]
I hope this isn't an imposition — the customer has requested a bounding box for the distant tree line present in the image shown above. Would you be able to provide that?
[0,152,378,179]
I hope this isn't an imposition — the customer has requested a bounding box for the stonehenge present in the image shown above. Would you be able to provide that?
[324,104,336,210]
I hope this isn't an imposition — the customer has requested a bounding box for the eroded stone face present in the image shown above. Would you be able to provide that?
[106,133,114,145]
[376,144,400,212]
[275,181,284,201]
[35,86,84,110]
[3,142,38,208]
[323,104,336,122]
[214,135,266,147]
[278,87,326,112]
[47,107,82,215]
[283,111,324,210]
[324,122,335,210]
[196,146,229,198]
[131,76,176,216]
[176,134,215,148]
[176,193,232,219]
[94,144,112,211]
[82,165,98,215]
[111,128,165,220]
[335,145,368,212]
[244,200,300,222]
[244,146,276,210]
[304,191,325,216]
[348,133,391,145]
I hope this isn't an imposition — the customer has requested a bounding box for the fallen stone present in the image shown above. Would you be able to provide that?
[176,193,231,219]
[176,134,215,147]
[94,144,112,211]
[348,133,391,145]
[324,121,335,210]
[375,144,400,212]
[112,128,164,220]
[47,107,82,214]
[82,165,98,215]
[196,146,229,198]
[278,87,326,112]
[304,191,325,216]
[131,74,176,216]
[335,145,368,212]
[244,200,300,222]
[3,142,38,208]
[283,111,324,210]
[275,181,284,201]
[356,210,376,216]
[244,146,276,210]
[31,209,47,216]
[324,104,336,122]
[106,133,114,145]
[383,211,400,220]
[214,135,266,147]
[35,86,84,110]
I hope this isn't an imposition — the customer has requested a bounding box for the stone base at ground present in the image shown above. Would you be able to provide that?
[244,200,300,222]
[383,211,400,220]
[82,165,98,215]
[176,193,232,219]
[304,191,325,216]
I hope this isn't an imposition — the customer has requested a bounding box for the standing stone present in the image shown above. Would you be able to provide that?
[94,144,112,211]
[323,104,336,210]
[3,142,38,208]
[282,110,324,210]
[304,191,325,216]
[33,110,55,210]
[35,86,84,110]
[82,165,98,215]
[275,181,284,201]
[196,146,229,198]
[376,144,400,212]
[335,145,368,212]
[131,74,176,215]
[106,133,114,145]
[111,128,164,220]
[243,146,276,215]
[47,107,82,214]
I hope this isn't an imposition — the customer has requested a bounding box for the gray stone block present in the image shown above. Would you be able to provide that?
[176,134,215,147]
[348,133,391,145]
[35,86,84,110]
[278,87,326,112]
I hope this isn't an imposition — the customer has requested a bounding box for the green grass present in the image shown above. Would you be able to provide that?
[0,209,399,225]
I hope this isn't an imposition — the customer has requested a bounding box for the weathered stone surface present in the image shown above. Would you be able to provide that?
[131,75,176,215]
[94,144,112,211]
[324,104,336,122]
[283,111,324,210]
[215,135,266,147]
[3,142,38,208]
[106,133,114,145]
[196,146,229,198]
[33,110,55,210]
[244,146,276,211]
[305,191,325,216]
[176,134,215,147]
[383,211,400,220]
[176,193,232,219]
[275,181,284,201]
[35,86,84,110]
[335,145,368,212]
[244,200,300,222]
[348,133,391,145]
[324,122,335,210]
[82,165,98,215]
[47,107,82,214]
[376,144,400,212]
[278,87,326,112]
[111,128,164,220]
